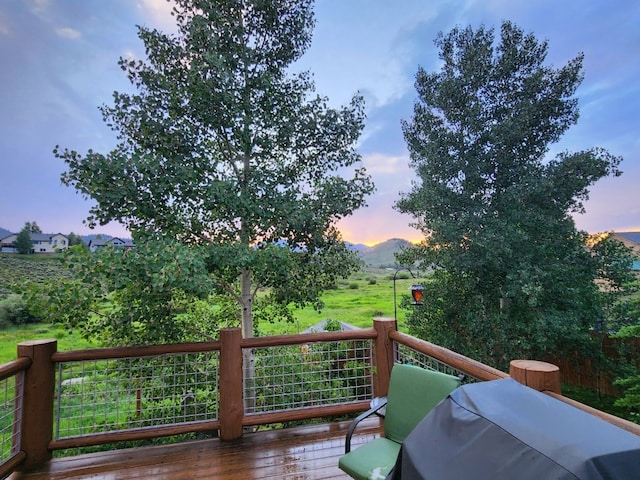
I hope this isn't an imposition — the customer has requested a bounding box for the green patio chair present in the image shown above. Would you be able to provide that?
[338,363,461,480]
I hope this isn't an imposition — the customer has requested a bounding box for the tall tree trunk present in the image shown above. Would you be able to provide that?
[240,267,256,415]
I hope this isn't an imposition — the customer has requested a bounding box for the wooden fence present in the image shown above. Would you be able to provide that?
[546,335,640,397]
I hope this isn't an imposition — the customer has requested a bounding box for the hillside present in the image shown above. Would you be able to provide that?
[0,254,70,299]
[357,238,414,267]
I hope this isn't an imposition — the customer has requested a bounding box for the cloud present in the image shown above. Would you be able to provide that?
[137,0,176,32]
[55,26,80,39]
[26,0,50,17]
[363,153,410,176]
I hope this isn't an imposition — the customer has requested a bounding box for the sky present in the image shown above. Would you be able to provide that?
[1,0,639,246]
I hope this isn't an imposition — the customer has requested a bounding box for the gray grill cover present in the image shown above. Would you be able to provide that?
[386,378,640,479]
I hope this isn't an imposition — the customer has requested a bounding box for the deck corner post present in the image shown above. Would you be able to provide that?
[17,339,57,471]
[219,328,244,441]
[509,359,561,394]
[373,317,397,397]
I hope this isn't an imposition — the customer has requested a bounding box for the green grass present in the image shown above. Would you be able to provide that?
[258,272,421,335]
[0,324,96,363]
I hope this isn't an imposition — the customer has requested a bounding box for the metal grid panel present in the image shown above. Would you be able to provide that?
[0,373,22,461]
[244,339,374,414]
[54,352,219,439]
[395,343,480,383]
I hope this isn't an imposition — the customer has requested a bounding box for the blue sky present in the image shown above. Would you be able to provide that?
[1,0,638,245]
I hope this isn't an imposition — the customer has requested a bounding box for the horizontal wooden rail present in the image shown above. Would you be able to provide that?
[241,328,377,348]
[50,419,221,450]
[243,401,370,427]
[390,331,508,381]
[52,341,221,362]
[0,450,26,479]
[0,357,31,382]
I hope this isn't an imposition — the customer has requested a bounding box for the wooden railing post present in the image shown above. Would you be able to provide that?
[18,339,57,471]
[219,328,244,441]
[373,318,397,397]
[510,359,561,394]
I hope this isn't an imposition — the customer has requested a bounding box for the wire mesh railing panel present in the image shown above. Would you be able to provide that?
[0,373,22,461]
[395,343,481,383]
[54,352,219,439]
[244,339,374,414]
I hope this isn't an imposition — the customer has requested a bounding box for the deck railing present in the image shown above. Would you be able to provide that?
[0,355,30,479]
[2,317,639,477]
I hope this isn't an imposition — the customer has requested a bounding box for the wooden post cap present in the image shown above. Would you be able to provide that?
[509,360,561,394]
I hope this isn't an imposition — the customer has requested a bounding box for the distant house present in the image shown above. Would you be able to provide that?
[611,232,640,270]
[88,237,135,253]
[0,232,69,253]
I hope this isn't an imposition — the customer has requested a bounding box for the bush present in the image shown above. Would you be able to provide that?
[348,283,359,290]
[0,294,39,326]
[368,278,377,285]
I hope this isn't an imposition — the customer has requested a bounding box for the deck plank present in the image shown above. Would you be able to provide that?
[9,418,383,480]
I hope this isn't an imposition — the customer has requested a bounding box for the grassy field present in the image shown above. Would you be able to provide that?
[0,255,422,359]
[0,274,420,358]
[0,253,70,298]
[263,270,419,335]
[0,324,95,363]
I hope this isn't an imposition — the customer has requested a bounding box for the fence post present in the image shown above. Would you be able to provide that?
[373,318,397,397]
[219,328,244,441]
[509,359,561,394]
[17,339,57,471]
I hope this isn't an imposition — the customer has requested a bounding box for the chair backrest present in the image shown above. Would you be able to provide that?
[383,363,461,444]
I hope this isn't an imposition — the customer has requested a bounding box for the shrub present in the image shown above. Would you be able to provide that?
[0,294,39,326]
[368,278,377,285]
[348,283,359,290]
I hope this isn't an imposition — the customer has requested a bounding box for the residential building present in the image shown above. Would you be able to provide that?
[0,232,69,253]
[88,237,135,253]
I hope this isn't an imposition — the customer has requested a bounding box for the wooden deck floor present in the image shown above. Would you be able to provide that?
[9,418,383,480]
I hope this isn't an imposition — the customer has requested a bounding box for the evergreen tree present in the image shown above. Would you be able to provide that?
[14,227,33,254]
[396,22,628,367]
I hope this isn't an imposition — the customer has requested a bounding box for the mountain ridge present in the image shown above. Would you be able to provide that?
[0,225,412,266]
[356,238,415,267]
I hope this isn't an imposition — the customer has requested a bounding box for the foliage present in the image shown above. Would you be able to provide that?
[0,294,38,327]
[24,221,42,233]
[396,22,629,368]
[67,232,87,248]
[250,340,372,419]
[610,325,640,418]
[562,384,636,423]
[22,242,217,345]
[14,227,33,255]
[55,0,373,340]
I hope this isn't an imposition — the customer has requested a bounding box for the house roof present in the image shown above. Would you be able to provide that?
[0,232,67,241]
[88,237,135,248]
[30,233,68,241]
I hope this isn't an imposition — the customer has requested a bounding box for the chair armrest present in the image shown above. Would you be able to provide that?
[344,396,388,453]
